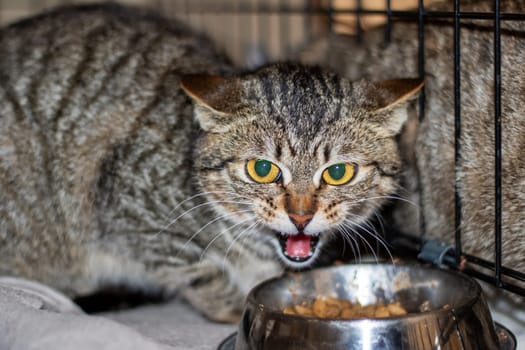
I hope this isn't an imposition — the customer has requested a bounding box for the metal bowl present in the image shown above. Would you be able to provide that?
[228,264,515,350]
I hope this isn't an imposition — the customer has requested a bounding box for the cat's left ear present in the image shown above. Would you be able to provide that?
[181,74,243,132]
[365,78,424,137]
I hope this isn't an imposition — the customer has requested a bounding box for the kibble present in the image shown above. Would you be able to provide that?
[283,297,408,319]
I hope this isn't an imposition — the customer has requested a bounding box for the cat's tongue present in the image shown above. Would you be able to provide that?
[286,233,311,259]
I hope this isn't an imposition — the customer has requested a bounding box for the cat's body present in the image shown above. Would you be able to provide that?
[0,4,421,321]
[0,3,253,321]
[301,0,525,292]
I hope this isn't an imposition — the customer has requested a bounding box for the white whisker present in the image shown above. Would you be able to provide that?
[160,190,252,223]
[340,220,380,264]
[338,223,361,263]
[175,208,254,258]
[343,215,395,264]
[373,211,386,239]
[157,198,253,236]
[349,195,420,209]
[222,221,261,272]
[199,215,256,261]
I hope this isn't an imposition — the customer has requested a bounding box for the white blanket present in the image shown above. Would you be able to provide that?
[0,277,235,350]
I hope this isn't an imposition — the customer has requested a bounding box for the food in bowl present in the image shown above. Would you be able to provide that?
[283,296,407,319]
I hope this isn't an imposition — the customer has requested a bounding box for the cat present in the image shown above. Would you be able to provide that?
[300,0,525,299]
[0,3,422,322]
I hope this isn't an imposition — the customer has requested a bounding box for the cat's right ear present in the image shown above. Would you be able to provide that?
[365,78,424,137]
[181,74,243,132]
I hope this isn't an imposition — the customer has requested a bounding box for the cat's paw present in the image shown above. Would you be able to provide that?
[182,286,244,324]
[204,306,243,324]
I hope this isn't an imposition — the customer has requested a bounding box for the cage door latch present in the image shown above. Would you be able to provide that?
[418,240,455,268]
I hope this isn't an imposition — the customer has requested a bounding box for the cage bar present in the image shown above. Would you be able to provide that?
[327,0,334,33]
[453,0,462,267]
[384,0,391,43]
[355,0,362,43]
[493,0,503,287]
[416,0,426,237]
[303,0,312,42]
[279,0,289,58]
[416,0,425,121]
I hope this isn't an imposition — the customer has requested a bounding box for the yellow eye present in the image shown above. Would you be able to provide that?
[322,163,356,186]
[246,159,282,183]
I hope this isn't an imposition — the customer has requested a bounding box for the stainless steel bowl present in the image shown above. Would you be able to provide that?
[228,264,516,350]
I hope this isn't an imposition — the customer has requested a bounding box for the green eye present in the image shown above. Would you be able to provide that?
[322,163,356,186]
[246,159,281,183]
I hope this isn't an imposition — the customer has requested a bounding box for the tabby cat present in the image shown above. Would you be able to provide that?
[0,3,422,322]
[300,0,525,299]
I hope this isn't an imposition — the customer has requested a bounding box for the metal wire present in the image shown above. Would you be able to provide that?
[385,0,392,43]
[453,0,463,267]
[493,0,503,288]
[416,0,427,240]
[355,0,363,43]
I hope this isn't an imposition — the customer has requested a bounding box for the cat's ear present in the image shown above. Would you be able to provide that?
[181,74,243,132]
[365,78,424,137]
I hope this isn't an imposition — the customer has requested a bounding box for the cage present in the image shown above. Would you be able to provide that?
[1,0,524,346]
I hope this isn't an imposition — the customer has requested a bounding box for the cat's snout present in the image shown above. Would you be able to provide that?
[285,187,317,232]
[288,212,313,231]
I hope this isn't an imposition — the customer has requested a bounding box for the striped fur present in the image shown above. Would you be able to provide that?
[0,4,419,322]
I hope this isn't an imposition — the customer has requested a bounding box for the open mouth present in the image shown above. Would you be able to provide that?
[277,232,320,263]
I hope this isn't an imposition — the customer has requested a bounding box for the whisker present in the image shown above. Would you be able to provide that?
[340,221,380,264]
[235,222,261,261]
[157,198,253,236]
[373,211,386,239]
[222,221,261,272]
[175,208,254,258]
[343,215,395,264]
[356,215,388,252]
[339,227,347,258]
[199,216,256,261]
[159,190,253,225]
[160,191,239,221]
[349,195,420,209]
[338,223,361,263]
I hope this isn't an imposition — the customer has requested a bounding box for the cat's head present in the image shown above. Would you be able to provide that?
[182,63,422,269]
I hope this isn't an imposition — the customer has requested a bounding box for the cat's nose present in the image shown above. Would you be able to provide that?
[288,212,313,231]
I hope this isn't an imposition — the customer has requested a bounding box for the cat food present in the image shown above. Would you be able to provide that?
[283,296,407,319]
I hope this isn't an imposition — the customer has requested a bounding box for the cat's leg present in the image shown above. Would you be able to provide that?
[151,246,282,323]
[155,261,246,323]
[91,232,274,323]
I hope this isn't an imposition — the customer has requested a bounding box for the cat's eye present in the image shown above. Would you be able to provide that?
[246,159,282,183]
[322,163,356,186]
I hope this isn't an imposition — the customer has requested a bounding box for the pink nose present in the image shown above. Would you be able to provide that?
[288,212,313,231]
